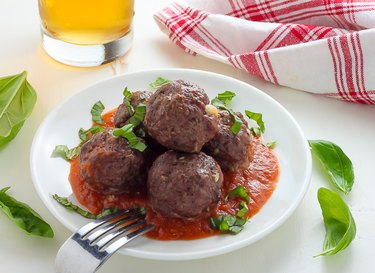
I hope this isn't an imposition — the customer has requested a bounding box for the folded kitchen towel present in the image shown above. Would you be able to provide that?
[154,0,375,104]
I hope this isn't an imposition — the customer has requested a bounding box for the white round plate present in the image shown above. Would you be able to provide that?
[30,68,311,260]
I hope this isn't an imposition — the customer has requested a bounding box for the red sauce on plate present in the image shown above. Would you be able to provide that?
[69,109,280,240]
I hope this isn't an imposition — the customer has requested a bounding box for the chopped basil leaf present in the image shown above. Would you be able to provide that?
[315,187,356,257]
[210,214,248,235]
[261,140,277,148]
[211,91,243,135]
[78,126,104,142]
[127,103,146,128]
[225,185,250,203]
[113,124,147,152]
[51,145,81,161]
[211,91,236,107]
[245,110,265,135]
[0,187,54,238]
[52,194,118,219]
[90,100,105,124]
[251,127,262,137]
[309,140,354,194]
[123,87,134,115]
[236,201,248,218]
[149,77,170,89]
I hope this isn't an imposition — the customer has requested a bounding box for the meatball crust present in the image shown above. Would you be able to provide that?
[204,110,253,172]
[79,129,146,194]
[114,91,152,128]
[143,80,218,153]
[148,151,223,219]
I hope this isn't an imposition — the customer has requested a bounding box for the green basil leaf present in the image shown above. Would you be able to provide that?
[149,77,170,89]
[0,71,37,148]
[236,201,248,218]
[211,91,236,107]
[211,92,242,135]
[261,140,277,149]
[245,110,265,134]
[315,187,356,257]
[78,126,104,142]
[90,100,105,124]
[127,103,146,128]
[225,185,250,203]
[123,87,134,115]
[309,140,354,194]
[0,187,54,238]
[51,145,80,161]
[52,194,118,219]
[210,214,248,235]
[113,124,147,152]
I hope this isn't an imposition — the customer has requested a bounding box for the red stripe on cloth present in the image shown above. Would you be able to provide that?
[327,37,346,101]
[264,51,279,84]
[354,32,374,103]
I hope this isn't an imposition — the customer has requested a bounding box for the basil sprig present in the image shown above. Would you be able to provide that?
[211,91,243,135]
[113,124,147,152]
[52,194,118,219]
[52,145,81,161]
[309,140,354,194]
[0,187,54,238]
[78,126,104,142]
[0,71,37,148]
[315,187,356,257]
[90,100,105,124]
[149,77,170,89]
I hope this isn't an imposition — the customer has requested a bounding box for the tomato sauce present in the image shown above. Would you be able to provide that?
[69,109,280,240]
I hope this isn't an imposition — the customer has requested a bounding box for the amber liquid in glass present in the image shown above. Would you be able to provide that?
[38,0,134,45]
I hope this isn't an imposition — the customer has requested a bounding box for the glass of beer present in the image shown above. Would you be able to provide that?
[38,0,134,67]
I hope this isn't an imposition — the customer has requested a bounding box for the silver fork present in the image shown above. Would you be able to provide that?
[55,209,154,273]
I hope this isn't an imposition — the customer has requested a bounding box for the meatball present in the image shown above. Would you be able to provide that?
[204,110,252,172]
[114,91,152,128]
[79,129,146,194]
[148,151,223,219]
[143,80,218,153]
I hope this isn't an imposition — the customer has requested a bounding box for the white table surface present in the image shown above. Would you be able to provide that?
[1,0,374,272]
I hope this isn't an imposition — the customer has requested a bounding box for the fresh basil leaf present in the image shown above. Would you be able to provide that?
[0,71,37,148]
[210,214,248,235]
[113,124,147,152]
[261,140,277,148]
[309,140,354,194]
[123,87,134,115]
[0,187,54,238]
[52,194,118,219]
[245,110,265,134]
[149,77,170,89]
[51,145,80,161]
[211,91,236,107]
[127,103,146,128]
[90,100,105,124]
[78,126,104,142]
[236,201,248,218]
[225,185,250,203]
[315,187,356,257]
[211,92,243,135]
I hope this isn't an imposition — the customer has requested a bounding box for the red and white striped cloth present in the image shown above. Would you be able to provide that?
[154,0,375,104]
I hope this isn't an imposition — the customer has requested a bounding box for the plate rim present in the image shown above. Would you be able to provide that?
[30,68,312,260]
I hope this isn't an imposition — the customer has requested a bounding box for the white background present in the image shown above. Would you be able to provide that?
[0,0,374,272]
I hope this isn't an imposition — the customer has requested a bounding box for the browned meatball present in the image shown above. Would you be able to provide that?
[143,80,218,153]
[79,129,146,194]
[204,110,252,172]
[114,91,152,128]
[147,151,223,219]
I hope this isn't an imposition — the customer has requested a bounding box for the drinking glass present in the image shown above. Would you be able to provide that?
[38,0,134,67]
